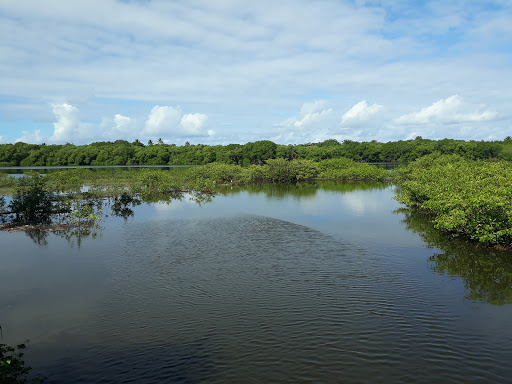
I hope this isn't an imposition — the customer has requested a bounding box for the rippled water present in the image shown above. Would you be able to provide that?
[1,183,512,383]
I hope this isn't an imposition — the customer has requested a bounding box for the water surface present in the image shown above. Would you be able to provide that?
[1,182,511,383]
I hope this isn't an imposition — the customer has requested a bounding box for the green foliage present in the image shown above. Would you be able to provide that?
[186,158,387,185]
[0,174,16,190]
[9,174,53,224]
[262,158,319,182]
[187,163,242,183]
[394,154,512,246]
[317,158,389,181]
[0,138,506,167]
[0,342,46,383]
[0,196,5,213]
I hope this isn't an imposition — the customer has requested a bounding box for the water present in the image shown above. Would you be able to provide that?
[1,182,512,383]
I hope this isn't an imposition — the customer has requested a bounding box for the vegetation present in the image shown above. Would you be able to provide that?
[0,159,387,242]
[9,173,53,225]
[394,153,512,247]
[0,341,45,384]
[0,137,509,168]
[3,151,512,249]
[188,158,388,185]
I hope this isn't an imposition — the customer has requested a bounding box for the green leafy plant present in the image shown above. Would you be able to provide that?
[394,153,512,246]
[8,174,53,225]
[0,341,46,384]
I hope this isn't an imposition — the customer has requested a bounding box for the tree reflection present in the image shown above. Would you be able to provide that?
[216,181,390,199]
[25,228,49,246]
[399,209,512,305]
[4,190,214,247]
[111,192,142,220]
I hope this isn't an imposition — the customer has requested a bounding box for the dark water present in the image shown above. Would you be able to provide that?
[1,182,512,383]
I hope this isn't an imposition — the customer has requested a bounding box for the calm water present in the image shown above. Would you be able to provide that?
[1,182,512,383]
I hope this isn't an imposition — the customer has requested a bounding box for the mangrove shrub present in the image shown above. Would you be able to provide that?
[394,153,512,246]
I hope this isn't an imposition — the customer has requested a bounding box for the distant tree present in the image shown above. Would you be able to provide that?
[158,138,164,145]
[148,140,154,146]
[318,139,340,147]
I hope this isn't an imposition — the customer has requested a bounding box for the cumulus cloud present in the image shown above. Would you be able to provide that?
[50,103,80,142]
[278,100,333,130]
[179,113,209,136]
[395,95,498,125]
[144,106,209,138]
[341,100,384,127]
[114,114,137,133]
[48,103,95,143]
[101,113,138,140]
[15,129,45,143]
[271,100,335,143]
[0,1,511,144]
[145,106,182,136]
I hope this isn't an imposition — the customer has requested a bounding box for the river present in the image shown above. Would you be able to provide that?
[1,181,512,383]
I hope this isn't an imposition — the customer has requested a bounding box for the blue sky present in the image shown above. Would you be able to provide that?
[0,0,511,145]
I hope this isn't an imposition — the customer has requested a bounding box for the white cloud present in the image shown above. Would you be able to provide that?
[278,100,333,130]
[96,106,212,142]
[48,103,95,143]
[144,106,210,138]
[272,100,335,144]
[49,103,79,142]
[15,129,45,144]
[145,106,182,136]
[100,113,138,141]
[395,95,498,125]
[114,114,136,133]
[0,1,511,143]
[341,100,384,127]
[179,113,209,136]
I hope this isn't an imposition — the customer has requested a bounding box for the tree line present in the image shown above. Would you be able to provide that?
[1,137,511,167]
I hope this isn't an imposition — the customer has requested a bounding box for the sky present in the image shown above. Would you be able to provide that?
[0,0,511,145]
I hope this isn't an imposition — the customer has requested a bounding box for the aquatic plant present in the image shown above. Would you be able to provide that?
[188,158,387,185]
[394,153,512,246]
[9,173,53,225]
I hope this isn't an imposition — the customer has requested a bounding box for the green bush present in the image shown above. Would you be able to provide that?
[394,153,512,246]
[9,174,54,225]
[318,158,388,180]
[186,163,242,183]
[262,158,315,182]
[1,342,46,383]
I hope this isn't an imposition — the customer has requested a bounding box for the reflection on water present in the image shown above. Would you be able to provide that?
[400,209,512,305]
[2,189,213,247]
[1,182,512,383]
[217,180,390,199]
